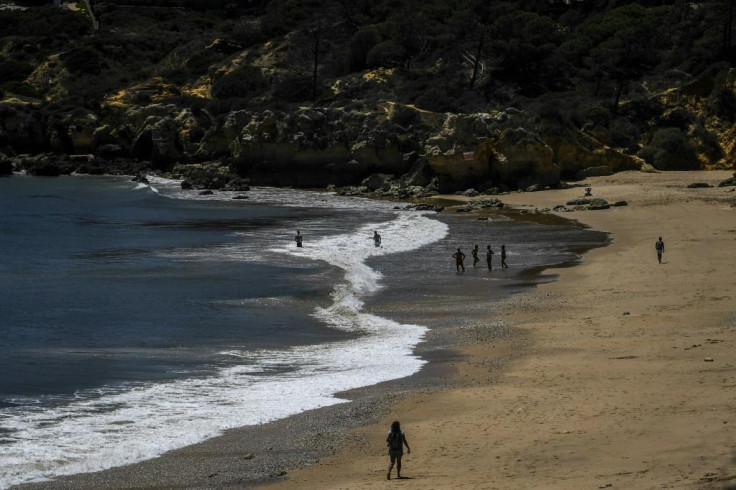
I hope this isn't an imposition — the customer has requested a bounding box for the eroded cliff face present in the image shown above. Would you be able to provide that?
[0,76,732,191]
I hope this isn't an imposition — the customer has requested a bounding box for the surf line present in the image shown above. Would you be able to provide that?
[283,211,449,335]
[0,212,446,490]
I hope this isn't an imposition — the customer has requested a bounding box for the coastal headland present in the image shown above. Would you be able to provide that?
[264,170,736,490]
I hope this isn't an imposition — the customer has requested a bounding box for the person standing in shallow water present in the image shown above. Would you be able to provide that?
[501,244,508,268]
[471,244,480,267]
[655,236,665,263]
[373,230,382,247]
[486,245,494,271]
[294,230,303,247]
[453,248,466,272]
[386,420,410,480]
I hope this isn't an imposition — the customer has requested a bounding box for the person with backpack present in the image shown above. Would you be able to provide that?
[386,420,410,480]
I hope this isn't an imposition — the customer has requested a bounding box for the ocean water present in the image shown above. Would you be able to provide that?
[0,175,605,488]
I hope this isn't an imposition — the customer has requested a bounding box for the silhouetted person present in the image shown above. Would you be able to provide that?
[374,231,382,247]
[501,245,508,268]
[585,187,592,197]
[471,244,480,266]
[486,245,494,271]
[453,248,466,272]
[655,236,665,263]
[295,230,303,247]
[386,420,410,480]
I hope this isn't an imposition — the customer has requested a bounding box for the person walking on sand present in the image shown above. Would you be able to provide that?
[386,420,410,480]
[655,236,665,263]
[486,245,494,271]
[294,230,303,247]
[471,244,480,267]
[501,244,508,268]
[453,248,466,272]
[373,230,382,247]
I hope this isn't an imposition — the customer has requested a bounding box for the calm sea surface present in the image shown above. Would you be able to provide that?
[0,175,606,487]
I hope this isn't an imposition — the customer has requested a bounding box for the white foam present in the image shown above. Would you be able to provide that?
[0,193,448,488]
[144,175,400,211]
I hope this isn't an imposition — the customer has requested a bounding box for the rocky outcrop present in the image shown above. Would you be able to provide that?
[718,172,736,187]
[423,113,496,191]
[47,108,99,154]
[0,153,13,175]
[0,90,724,192]
[0,103,47,152]
[228,108,409,186]
[169,162,250,190]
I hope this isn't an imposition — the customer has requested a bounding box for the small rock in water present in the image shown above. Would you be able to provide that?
[623,311,630,315]
[232,195,249,199]
[199,190,214,195]
[704,357,714,362]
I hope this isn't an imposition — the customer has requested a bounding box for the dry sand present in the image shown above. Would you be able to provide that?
[265,170,736,490]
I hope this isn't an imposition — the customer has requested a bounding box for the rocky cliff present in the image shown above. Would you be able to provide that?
[1,3,734,189]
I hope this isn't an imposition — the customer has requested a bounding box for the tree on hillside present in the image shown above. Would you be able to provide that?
[718,0,736,59]
[486,10,565,96]
[563,4,664,112]
[281,1,348,102]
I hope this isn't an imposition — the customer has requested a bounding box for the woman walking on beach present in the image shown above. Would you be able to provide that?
[501,244,508,268]
[486,245,494,271]
[386,420,410,480]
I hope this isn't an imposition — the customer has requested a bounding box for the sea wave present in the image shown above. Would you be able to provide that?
[0,186,448,488]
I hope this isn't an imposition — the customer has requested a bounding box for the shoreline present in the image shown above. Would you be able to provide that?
[10,176,601,489]
[13,170,736,489]
[263,170,736,489]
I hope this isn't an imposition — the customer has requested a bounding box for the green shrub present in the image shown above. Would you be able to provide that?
[390,104,419,127]
[271,74,313,103]
[707,71,736,122]
[578,104,611,128]
[608,118,638,148]
[211,65,267,100]
[414,87,455,113]
[62,47,103,75]
[0,60,34,84]
[348,27,380,72]
[0,81,40,98]
[366,40,404,69]
[639,127,699,170]
[228,22,266,48]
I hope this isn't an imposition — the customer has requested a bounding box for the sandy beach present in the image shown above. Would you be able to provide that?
[265,170,736,490]
[13,170,735,490]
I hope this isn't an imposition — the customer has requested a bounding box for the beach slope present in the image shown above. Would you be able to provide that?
[266,170,736,490]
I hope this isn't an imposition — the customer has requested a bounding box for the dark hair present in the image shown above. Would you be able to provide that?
[390,420,401,433]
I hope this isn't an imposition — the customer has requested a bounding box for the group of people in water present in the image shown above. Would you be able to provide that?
[295,230,508,272]
[453,244,508,272]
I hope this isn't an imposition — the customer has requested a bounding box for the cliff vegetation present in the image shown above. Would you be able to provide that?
[0,0,734,191]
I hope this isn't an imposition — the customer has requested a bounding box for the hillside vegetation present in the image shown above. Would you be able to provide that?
[0,0,734,190]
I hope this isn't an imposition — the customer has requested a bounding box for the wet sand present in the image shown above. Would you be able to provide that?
[16,170,736,489]
[264,170,736,489]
